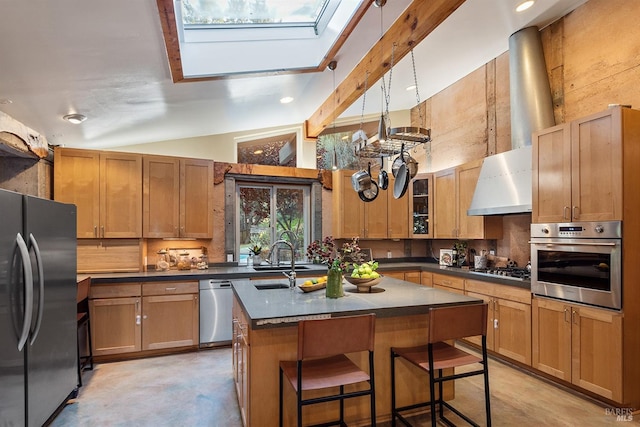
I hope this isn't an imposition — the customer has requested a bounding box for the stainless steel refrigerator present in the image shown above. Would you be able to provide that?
[0,188,78,426]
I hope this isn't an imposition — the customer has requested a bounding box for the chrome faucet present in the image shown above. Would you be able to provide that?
[269,239,296,289]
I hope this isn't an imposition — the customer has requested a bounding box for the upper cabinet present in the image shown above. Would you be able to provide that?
[54,147,142,238]
[332,169,408,239]
[143,156,213,238]
[409,173,433,238]
[532,107,640,223]
[434,159,502,239]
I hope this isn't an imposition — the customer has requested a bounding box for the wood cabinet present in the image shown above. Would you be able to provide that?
[141,282,199,350]
[465,280,531,365]
[332,170,413,239]
[384,270,421,284]
[532,297,622,401]
[89,283,142,356]
[409,174,433,238]
[54,147,142,238]
[89,281,198,358]
[421,271,433,287]
[432,273,464,295]
[531,107,640,223]
[233,294,250,426]
[434,160,502,239]
[143,156,214,238]
[387,176,410,238]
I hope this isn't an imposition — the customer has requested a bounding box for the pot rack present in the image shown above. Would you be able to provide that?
[352,40,431,159]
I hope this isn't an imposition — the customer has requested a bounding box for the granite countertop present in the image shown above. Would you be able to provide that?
[82,260,530,290]
[232,275,484,329]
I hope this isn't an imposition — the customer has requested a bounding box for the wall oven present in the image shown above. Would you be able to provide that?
[530,221,622,310]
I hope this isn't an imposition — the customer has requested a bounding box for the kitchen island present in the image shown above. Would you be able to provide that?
[231,275,484,426]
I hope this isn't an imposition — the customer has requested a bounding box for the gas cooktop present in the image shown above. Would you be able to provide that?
[468,267,531,282]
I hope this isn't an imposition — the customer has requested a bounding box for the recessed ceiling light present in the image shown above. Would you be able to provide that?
[516,1,535,12]
[63,113,87,124]
[280,96,294,104]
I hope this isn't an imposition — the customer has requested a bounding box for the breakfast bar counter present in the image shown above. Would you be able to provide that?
[231,276,483,426]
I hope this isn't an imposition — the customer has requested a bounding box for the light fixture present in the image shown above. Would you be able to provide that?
[63,113,87,124]
[405,85,417,92]
[280,96,294,104]
[253,149,264,155]
[516,1,535,12]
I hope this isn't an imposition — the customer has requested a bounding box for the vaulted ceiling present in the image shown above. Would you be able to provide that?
[0,0,587,150]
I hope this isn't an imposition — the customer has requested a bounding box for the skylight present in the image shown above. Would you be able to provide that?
[168,0,364,78]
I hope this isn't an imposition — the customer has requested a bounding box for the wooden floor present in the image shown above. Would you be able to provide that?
[52,345,639,426]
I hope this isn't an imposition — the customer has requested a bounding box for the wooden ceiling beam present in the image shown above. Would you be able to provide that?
[305,0,466,139]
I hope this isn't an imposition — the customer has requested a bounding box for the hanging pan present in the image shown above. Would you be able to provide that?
[359,162,379,202]
[393,162,410,199]
[378,155,389,190]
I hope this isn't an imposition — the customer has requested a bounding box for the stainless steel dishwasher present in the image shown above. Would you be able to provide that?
[199,279,233,347]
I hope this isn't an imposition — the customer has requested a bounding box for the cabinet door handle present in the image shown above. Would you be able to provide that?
[572,206,579,219]
[136,314,141,325]
[94,226,98,237]
[101,226,105,238]
[493,318,498,329]
[563,307,570,323]
[165,287,177,291]
[563,206,570,220]
[572,309,578,325]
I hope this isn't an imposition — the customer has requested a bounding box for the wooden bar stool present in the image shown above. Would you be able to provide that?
[76,277,94,387]
[390,303,491,427]
[279,313,376,427]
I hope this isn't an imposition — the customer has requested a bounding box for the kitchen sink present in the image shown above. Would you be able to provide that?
[253,282,291,290]
[252,265,311,271]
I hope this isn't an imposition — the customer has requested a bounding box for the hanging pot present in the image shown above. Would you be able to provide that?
[378,156,389,190]
[393,163,410,199]
[359,162,379,202]
[391,151,418,179]
[351,168,371,192]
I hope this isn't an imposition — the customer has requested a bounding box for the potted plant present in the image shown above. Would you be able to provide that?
[249,244,263,265]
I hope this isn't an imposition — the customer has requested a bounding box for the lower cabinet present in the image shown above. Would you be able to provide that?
[432,273,465,294]
[532,297,623,402]
[465,280,532,365]
[89,281,199,357]
[233,294,250,426]
[384,270,422,284]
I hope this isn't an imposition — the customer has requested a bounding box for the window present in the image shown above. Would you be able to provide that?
[237,183,309,265]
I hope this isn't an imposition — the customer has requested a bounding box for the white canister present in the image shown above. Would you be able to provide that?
[474,255,487,269]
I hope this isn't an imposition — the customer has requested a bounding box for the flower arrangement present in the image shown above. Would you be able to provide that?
[306,236,364,272]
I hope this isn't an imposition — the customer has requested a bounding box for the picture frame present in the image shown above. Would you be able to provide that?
[439,249,453,266]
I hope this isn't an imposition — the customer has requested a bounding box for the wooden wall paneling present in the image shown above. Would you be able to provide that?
[542,19,565,124]
[561,0,640,121]
[486,59,497,157]
[494,52,512,154]
[430,66,488,172]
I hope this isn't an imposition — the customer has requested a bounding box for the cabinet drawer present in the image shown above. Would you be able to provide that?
[465,279,531,304]
[90,283,141,299]
[143,281,198,296]
[432,273,464,291]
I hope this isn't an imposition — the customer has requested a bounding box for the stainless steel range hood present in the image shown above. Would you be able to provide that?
[467,146,532,216]
[468,26,555,216]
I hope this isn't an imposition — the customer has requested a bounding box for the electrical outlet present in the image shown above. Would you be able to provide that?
[226,253,234,262]
[387,250,392,258]
[489,250,495,256]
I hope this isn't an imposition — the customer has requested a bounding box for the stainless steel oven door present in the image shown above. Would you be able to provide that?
[530,238,621,310]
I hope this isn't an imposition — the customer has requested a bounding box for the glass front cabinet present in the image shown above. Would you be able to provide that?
[409,173,433,238]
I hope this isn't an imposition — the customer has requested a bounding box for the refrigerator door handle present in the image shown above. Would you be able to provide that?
[28,233,45,345]
[16,233,34,351]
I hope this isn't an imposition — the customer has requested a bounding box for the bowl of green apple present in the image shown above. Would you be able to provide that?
[345,261,383,292]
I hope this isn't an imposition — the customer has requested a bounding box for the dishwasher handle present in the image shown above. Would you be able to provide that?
[199,279,232,290]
